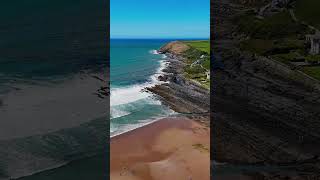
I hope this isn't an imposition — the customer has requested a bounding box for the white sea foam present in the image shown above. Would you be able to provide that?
[150,49,160,55]
[111,53,169,107]
[110,108,130,119]
[110,119,159,137]
[110,82,158,120]
[150,59,169,84]
[110,108,177,137]
[110,49,171,134]
[110,123,117,133]
[110,84,150,106]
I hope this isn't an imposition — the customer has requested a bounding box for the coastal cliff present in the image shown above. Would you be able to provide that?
[212,0,320,179]
[158,41,190,54]
[146,41,210,123]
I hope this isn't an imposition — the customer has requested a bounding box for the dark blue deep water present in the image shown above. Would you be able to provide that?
[0,1,108,178]
[0,0,107,93]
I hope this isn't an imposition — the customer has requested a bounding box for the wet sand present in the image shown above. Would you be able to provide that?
[110,117,210,180]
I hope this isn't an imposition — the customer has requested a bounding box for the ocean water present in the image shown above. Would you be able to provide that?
[0,0,109,179]
[0,0,108,139]
[0,0,107,94]
[110,39,174,136]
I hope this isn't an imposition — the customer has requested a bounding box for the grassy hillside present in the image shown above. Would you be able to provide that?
[184,40,210,54]
[181,40,210,89]
[234,1,320,81]
[231,0,270,8]
[302,67,320,80]
[236,10,308,60]
[235,11,308,40]
[295,0,320,29]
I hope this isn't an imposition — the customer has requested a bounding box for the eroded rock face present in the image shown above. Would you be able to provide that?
[157,75,168,82]
[147,51,210,114]
[212,0,320,179]
[159,41,190,55]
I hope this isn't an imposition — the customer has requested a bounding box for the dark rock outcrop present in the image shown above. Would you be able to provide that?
[157,75,168,82]
[147,43,209,119]
[212,0,320,179]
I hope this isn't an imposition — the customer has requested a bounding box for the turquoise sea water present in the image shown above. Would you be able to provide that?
[110,39,174,136]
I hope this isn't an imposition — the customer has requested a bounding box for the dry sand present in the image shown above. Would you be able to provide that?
[110,117,210,180]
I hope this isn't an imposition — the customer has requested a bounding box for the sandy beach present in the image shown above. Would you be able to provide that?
[110,117,210,180]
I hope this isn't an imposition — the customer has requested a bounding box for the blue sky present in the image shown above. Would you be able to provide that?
[111,0,210,39]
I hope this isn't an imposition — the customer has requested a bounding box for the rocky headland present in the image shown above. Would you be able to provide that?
[146,41,210,125]
[212,0,320,179]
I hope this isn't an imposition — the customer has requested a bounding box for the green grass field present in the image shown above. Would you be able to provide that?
[181,40,210,89]
[240,39,304,55]
[294,0,320,80]
[235,11,308,39]
[234,1,320,82]
[184,40,210,54]
[302,66,320,80]
[295,0,320,29]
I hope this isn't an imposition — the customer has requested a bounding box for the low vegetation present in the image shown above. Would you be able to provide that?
[184,40,210,54]
[235,11,308,39]
[235,3,320,81]
[305,55,320,64]
[192,143,209,153]
[295,0,320,29]
[231,0,269,8]
[181,40,210,89]
[240,39,304,56]
[302,66,320,80]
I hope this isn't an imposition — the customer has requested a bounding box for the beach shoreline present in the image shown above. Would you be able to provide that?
[110,40,211,180]
[109,39,174,136]
[110,115,171,138]
[146,42,210,114]
[110,117,210,180]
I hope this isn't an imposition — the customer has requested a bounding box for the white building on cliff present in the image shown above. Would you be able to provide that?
[306,31,320,55]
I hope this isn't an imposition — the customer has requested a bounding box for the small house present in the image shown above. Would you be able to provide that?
[306,31,320,55]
